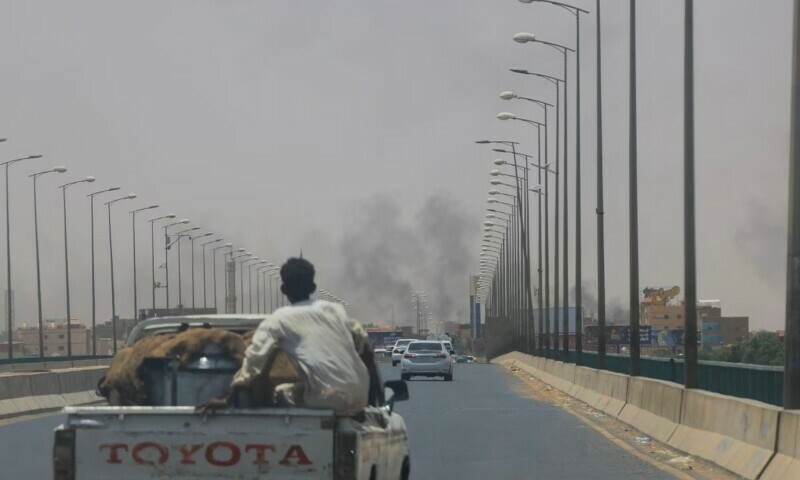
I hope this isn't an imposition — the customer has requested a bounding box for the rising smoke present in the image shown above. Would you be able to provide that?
[332,193,478,327]
[569,280,629,325]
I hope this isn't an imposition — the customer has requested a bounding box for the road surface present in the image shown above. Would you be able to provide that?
[0,362,674,479]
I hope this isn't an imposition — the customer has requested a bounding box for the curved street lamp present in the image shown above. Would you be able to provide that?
[2,154,42,359]
[131,205,159,321]
[163,219,190,308]
[211,242,233,311]
[106,193,136,352]
[148,213,177,310]
[200,238,223,309]
[174,226,200,308]
[59,176,96,358]
[30,166,67,357]
[188,232,213,308]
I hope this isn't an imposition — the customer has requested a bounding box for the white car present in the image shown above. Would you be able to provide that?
[391,338,415,366]
[400,340,454,381]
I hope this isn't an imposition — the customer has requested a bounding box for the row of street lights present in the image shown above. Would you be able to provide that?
[474,0,714,401]
[475,1,604,363]
[1,138,298,360]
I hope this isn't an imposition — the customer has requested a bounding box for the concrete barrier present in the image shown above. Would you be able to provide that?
[0,366,107,419]
[668,389,780,479]
[761,409,800,479]
[592,370,629,417]
[0,374,35,400]
[568,366,600,406]
[618,376,683,444]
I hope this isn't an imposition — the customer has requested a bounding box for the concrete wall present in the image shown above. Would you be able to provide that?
[493,352,795,479]
[761,410,800,479]
[668,389,779,479]
[0,365,108,419]
[619,376,683,444]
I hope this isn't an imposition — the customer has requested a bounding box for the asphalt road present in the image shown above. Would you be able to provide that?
[382,361,674,480]
[0,362,674,479]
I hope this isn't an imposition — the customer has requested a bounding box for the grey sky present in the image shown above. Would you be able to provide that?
[0,0,793,331]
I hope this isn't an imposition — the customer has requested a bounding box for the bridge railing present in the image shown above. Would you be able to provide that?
[544,350,784,407]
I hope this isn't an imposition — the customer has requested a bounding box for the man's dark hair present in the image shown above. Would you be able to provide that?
[280,257,316,302]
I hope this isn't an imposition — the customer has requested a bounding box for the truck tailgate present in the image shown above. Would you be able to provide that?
[65,406,335,480]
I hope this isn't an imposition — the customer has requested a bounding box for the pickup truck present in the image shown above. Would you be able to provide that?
[53,315,411,480]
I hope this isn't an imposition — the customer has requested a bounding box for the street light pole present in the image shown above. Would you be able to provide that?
[174,226,200,309]
[31,166,67,357]
[106,193,136,353]
[629,0,641,376]
[189,232,212,309]
[2,154,42,359]
[148,214,176,310]
[232,252,252,313]
[596,0,607,368]
[201,238,222,309]
[242,258,261,313]
[683,0,698,389]
[59,176,96,358]
[163,219,190,309]
[88,187,120,355]
[785,0,800,409]
[131,205,159,322]
[212,243,232,312]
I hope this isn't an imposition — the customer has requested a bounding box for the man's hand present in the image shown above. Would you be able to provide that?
[195,395,230,416]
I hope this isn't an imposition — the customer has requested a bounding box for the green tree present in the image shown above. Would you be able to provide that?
[740,331,784,366]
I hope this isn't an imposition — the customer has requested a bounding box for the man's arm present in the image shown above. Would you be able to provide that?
[232,318,285,388]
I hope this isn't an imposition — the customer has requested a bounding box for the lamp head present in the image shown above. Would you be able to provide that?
[126,193,137,199]
[53,166,67,173]
[499,91,515,100]
[85,176,96,183]
[494,159,505,166]
[166,213,177,218]
[497,112,517,121]
[179,218,190,224]
[513,32,536,43]
[475,140,491,144]
[510,68,530,75]
[489,169,500,176]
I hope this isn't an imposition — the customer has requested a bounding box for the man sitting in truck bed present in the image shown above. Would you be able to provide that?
[225,257,370,415]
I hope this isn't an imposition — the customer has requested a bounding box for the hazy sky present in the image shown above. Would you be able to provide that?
[0,0,793,332]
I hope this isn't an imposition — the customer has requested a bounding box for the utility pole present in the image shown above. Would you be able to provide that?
[785,0,800,409]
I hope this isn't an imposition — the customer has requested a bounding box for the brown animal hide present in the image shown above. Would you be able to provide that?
[100,329,247,406]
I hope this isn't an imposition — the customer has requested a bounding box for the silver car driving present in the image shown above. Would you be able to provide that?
[400,340,454,381]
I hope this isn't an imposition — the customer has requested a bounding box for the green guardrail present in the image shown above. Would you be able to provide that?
[0,355,113,366]
[532,349,783,407]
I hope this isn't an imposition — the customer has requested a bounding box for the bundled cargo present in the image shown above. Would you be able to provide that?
[98,327,298,406]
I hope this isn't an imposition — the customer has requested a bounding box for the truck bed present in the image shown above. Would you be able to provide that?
[59,406,336,480]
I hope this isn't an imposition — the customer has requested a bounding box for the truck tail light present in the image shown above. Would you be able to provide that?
[434,353,447,359]
[53,428,75,480]
[403,353,416,359]
[335,431,357,480]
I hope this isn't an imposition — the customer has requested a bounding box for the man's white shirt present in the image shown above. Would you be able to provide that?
[232,299,370,415]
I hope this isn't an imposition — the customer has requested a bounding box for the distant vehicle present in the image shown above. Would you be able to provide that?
[456,355,468,364]
[391,339,415,366]
[466,355,476,363]
[401,340,454,381]
[374,348,390,357]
